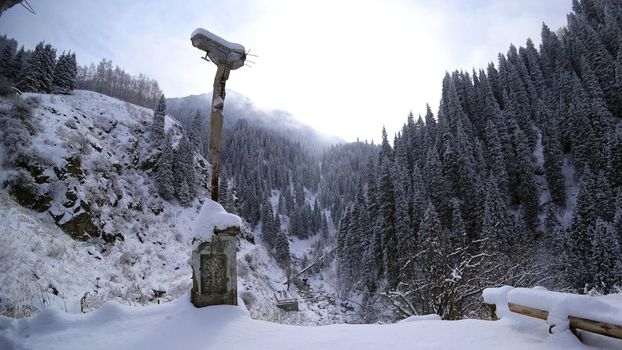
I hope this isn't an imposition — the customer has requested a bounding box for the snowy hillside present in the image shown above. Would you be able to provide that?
[0,90,347,326]
[1,292,617,350]
[0,90,209,316]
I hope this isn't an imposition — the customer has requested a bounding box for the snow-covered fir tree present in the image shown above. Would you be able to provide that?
[172,135,196,206]
[151,95,166,144]
[17,41,56,93]
[189,110,203,154]
[52,51,77,94]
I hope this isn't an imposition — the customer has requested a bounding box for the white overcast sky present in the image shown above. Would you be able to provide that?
[1,0,570,142]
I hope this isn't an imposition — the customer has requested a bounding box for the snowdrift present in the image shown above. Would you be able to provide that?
[0,293,596,350]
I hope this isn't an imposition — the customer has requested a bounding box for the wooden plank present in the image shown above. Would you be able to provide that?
[508,302,548,320]
[569,315,622,340]
[488,304,498,321]
[504,302,622,340]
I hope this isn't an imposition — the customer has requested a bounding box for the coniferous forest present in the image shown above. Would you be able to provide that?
[160,0,622,321]
[335,0,622,320]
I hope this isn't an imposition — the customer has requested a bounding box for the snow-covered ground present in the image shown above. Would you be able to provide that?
[0,293,610,350]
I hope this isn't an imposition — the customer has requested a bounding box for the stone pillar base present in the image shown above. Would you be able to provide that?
[190,230,238,308]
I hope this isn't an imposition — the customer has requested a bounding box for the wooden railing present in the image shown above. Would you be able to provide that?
[485,301,622,341]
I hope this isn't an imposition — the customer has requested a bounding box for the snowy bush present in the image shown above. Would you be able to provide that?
[119,251,139,266]
[238,262,250,278]
[63,118,77,129]
[80,291,104,313]
[240,290,256,309]
[63,132,91,156]
[0,108,32,166]
[243,252,256,271]
[46,244,66,259]
[23,96,40,108]
[1,280,40,318]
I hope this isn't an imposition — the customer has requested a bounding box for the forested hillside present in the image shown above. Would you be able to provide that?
[75,58,162,109]
[336,0,622,320]
[318,141,379,223]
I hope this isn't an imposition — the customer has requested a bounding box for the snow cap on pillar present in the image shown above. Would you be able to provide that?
[191,28,246,70]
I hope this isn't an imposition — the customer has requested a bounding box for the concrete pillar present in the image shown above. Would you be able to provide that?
[190,226,240,307]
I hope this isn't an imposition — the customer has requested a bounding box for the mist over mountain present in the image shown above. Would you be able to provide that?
[167,91,344,155]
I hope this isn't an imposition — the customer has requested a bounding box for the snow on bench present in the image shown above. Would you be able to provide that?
[483,286,622,340]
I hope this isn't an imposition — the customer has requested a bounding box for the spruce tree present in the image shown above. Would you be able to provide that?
[590,218,622,293]
[219,170,235,213]
[481,173,511,250]
[17,42,56,93]
[152,95,166,145]
[261,198,276,249]
[190,110,203,153]
[509,123,539,229]
[0,44,15,80]
[67,52,77,91]
[567,167,597,290]
[377,156,399,288]
[52,51,75,94]
[485,120,509,195]
[155,134,175,201]
[173,136,196,206]
[542,118,566,207]
[274,230,291,268]
[10,46,24,83]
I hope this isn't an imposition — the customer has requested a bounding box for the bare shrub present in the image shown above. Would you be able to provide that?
[238,263,250,278]
[46,245,66,259]
[240,290,256,309]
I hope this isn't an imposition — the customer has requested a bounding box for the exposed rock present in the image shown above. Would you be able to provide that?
[102,232,124,243]
[140,157,157,171]
[16,159,50,184]
[63,189,77,208]
[150,205,163,215]
[8,177,52,212]
[59,211,101,241]
[66,156,85,181]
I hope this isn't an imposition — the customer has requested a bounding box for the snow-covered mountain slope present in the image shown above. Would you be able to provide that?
[0,293,612,350]
[0,91,210,317]
[0,90,343,325]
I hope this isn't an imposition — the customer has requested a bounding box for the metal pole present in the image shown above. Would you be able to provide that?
[208,65,230,202]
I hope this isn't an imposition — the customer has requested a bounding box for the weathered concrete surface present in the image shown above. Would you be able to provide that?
[190,226,240,307]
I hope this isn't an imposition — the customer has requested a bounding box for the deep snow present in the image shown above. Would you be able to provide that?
[0,294,604,350]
